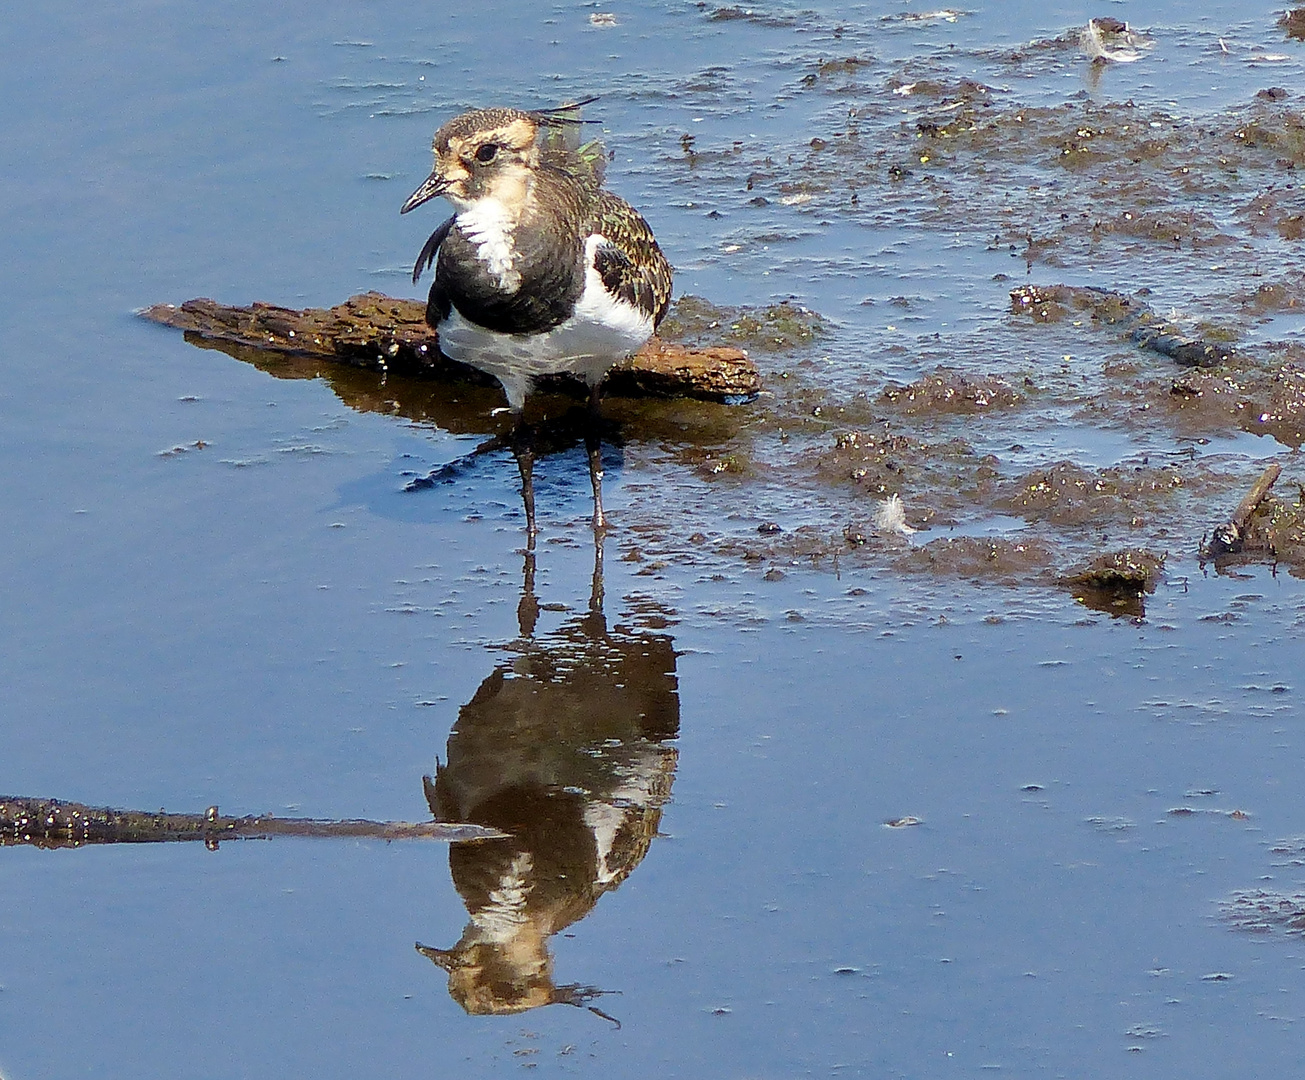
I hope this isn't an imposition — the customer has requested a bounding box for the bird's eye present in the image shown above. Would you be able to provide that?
[474,143,499,164]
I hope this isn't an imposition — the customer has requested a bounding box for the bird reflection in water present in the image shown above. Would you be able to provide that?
[418,531,679,1020]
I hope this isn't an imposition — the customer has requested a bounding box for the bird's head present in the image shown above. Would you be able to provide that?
[401,107,543,215]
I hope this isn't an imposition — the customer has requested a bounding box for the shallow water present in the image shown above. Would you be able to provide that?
[4,2,1305,1077]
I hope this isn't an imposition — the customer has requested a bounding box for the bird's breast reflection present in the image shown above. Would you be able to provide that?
[418,535,679,1018]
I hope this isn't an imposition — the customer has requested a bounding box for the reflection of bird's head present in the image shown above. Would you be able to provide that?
[417,929,554,1015]
[417,939,619,1021]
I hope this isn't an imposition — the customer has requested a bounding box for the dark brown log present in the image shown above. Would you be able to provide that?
[0,795,502,850]
[139,292,761,403]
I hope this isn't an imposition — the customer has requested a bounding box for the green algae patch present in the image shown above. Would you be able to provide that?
[1281,8,1305,41]
[659,295,829,352]
[899,536,1058,585]
[1169,350,1305,449]
[881,369,1024,415]
[1064,549,1166,618]
[996,462,1185,528]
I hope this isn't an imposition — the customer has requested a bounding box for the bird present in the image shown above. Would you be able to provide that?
[400,101,673,541]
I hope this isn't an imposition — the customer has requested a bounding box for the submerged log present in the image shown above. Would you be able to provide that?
[139,292,761,403]
[0,795,502,850]
[1010,284,1235,367]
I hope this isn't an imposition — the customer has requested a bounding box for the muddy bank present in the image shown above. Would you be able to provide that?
[155,286,1305,602]
[145,32,1305,599]
[621,48,1305,589]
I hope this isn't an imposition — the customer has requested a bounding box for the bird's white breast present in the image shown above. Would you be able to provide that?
[438,233,656,411]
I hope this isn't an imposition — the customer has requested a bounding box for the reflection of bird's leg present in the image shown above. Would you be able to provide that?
[511,420,537,549]
[586,383,606,534]
[589,520,605,616]
[518,547,540,638]
[551,984,623,1029]
[580,510,607,639]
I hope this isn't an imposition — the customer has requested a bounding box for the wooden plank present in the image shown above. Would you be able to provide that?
[140,292,762,403]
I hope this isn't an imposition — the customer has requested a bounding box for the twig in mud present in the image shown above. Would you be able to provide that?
[1205,462,1282,557]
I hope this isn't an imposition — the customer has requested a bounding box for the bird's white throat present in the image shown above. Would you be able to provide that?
[456,197,522,291]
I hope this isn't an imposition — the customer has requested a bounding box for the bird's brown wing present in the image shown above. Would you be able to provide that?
[590,191,673,326]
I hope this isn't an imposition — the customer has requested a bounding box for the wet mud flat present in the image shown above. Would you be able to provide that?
[140,12,1305,616]
[147,268,1305,620]
[609,21,1305,604]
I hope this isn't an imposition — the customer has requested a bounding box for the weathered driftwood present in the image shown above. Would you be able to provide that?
[1010,284,1235,367]
[139,292,761,403]
[1205,462,1283,556]
[0,795,502,850]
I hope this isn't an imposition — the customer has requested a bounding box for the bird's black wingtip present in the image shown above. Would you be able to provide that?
[411,215,456,285]
[536,95,602,126]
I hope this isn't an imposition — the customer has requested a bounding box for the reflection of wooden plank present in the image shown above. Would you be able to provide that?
[140,292,761,403]
[0,795,502,849]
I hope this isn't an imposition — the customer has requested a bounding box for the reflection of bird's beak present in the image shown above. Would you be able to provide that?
[400,170,449,214]
[416,942,463,971]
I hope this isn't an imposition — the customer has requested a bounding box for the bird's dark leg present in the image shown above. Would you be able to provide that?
[586,383,606,534]
[511,419,537,549]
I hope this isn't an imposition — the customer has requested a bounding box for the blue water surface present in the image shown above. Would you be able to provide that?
[2,3,1305,1077]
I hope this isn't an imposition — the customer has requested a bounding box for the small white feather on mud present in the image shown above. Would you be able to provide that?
[875,494,917,537]
[1080,18,1151,64]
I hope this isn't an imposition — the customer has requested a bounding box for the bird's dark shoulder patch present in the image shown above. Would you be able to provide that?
[430,222,583,335]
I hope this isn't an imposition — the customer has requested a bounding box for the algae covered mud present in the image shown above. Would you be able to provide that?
[616,3,1305,592]
[143,2,1305,597]
[4,2,1305,1078]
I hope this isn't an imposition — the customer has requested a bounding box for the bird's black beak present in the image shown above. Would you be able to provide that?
[400,170,449,214]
